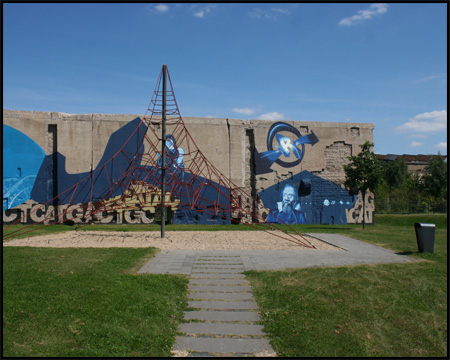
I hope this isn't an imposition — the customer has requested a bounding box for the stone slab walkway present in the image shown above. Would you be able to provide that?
[138,233,416,357]
[171,254,275,357]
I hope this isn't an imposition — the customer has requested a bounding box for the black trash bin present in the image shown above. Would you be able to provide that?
[414,223,436,253]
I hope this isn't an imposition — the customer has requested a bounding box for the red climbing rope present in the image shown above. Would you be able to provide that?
[3,65,315,248]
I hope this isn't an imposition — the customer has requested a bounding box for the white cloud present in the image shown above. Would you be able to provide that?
[154,4,169,13]
[193,10,205,18]
[248,7,291,20]
[257,112,285,120]
[409,141,424,148]
[395,110,447,134]
[413,73,447,83]
[232,107,258,115]
[436,142,447,153]
[271,7,291,15]
[191,4,217,18]
[339,3,388,26]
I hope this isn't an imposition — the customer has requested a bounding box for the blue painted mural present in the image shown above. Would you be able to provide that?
[255,122,319,175]
[3,125,45,211]
[260,171,356,225]
[265,182,307,224]
[3,119,359,226]
[255,121,357,225]
[3,118,230,225]
[31,118,145,205]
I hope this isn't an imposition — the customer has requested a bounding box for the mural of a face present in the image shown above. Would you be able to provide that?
[265,182,306,225]
[281,185,297,214]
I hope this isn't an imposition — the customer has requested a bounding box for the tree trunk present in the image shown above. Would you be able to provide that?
[362,190,366,230]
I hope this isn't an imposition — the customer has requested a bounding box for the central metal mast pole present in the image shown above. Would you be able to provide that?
[161,64,167,238]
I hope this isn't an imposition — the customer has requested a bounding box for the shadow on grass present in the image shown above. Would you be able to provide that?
[395,251,415,256]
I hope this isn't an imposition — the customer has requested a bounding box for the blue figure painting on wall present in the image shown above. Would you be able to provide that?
[266,182,306,225]
[156,134,185,175]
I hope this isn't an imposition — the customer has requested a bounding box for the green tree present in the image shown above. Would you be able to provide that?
[382,158,410,189]
[422,153,447,200]
[405,174,427,213]
[373,180,390,213]
[343,141,382,229]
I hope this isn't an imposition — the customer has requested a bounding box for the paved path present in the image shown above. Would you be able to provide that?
[138,233,416,357]
[171,254,275,357]
[138,233,416,274]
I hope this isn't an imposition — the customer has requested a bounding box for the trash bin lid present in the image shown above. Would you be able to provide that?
[415,223,435,228]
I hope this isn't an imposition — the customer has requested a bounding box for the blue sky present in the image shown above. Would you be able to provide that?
[3,3,447,155]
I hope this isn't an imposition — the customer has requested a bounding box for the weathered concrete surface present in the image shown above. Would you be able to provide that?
[3,110,375,223]
[3,109,374,186]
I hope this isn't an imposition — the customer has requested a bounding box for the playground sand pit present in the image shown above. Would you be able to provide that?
[3,231,340,251]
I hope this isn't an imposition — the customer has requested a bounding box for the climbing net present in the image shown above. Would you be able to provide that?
[3,65,315,248]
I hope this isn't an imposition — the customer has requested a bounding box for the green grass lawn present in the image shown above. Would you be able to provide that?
[2,247,188,357]
[3,213,447,357]
[246,213,448,357]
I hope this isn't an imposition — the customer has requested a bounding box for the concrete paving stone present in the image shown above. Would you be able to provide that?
[169,269,191,274]
[183,310,261,322]
[191,273,246,279]
[188,285,253,292]
[178,322,265,336]
[173,337,273,353]
[191,268,244,273]
[194,260,243,264]
[195,263,242,266]
[189,278,250,285]
[197,256,241,258]
[195,260,241,264]
[188,351,256,357]
[188,300,259,310]
[195,260,242,266]
[195,257,242,260]
[188,292,255,300]
[192,265,245,269]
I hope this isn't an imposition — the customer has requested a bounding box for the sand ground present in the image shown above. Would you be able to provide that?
[3,230,340,251]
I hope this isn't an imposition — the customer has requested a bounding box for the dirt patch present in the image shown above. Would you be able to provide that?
[3,231,340,251]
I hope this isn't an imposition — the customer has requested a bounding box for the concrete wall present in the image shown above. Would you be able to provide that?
[3,109,375,224]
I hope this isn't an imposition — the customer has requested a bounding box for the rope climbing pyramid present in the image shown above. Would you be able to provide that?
[4,64,315,248]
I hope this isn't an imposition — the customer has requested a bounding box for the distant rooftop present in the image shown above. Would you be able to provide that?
[377,154,447,164]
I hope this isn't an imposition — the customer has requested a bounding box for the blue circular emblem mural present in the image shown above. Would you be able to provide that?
[267,122,305,168]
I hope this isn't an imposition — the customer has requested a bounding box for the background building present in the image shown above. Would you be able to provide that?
[377,154,448,178]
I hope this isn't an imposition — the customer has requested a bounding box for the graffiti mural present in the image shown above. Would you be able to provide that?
[254,121,319,175]
[3,117,368,226]
[3,125,46,211]
[157,134,185,173]
[253,122,359,225]
[31,118,145,205]
[265,182,307,224]
[260,171,356,225]
[2,184,181,225]
[3,119,231,226]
